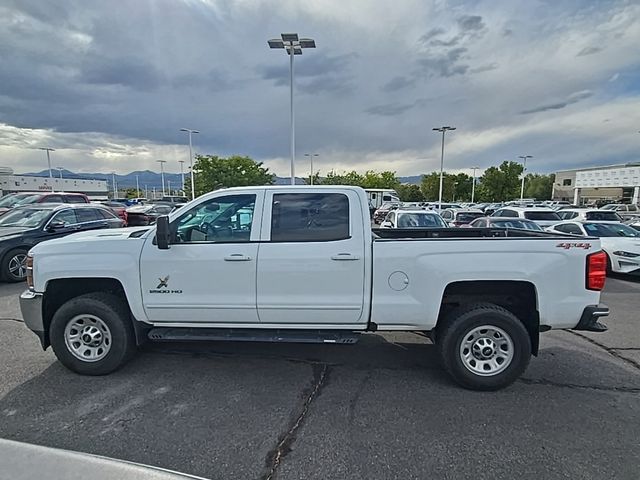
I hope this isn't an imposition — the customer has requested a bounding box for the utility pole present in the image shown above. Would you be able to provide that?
[471,166,479,203]
[136,175,140,198]
[180,128,199,200]
[432,126,456,210]
[304,153,319,185]
[518,155,533,200]
[111,172,117,199]
[178,160,185,194]
[157,160,167,196]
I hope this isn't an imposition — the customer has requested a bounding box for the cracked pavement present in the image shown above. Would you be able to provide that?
[1,278,639,479]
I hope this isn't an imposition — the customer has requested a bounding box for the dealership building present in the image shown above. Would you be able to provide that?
[552,163,640,205]
[0,167,108,199]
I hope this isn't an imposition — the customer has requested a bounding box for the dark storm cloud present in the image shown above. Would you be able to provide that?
[381,76,416,92]
[457,15,485,31]
[80,56,165,90]
[576,46,602,57]
[418,27,445,44]
[520,90,593,114]
[365,103,415,116]
[416,48,469,78]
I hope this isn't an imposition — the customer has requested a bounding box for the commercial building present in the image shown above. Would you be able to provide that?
[553,163,640,206]
[0,167,108,199]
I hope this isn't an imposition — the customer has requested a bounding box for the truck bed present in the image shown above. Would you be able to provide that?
[372,227,555,239]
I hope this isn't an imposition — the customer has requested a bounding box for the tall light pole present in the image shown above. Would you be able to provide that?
[304,153,319,185]
[518,155,533,200]
[180,128,199,200]
[38,147,55,178]
[471,166,479,203]
[136,175,140,198]
[268,33,316,185]
[157,160,167,196]
[178,160,185,194]
[432,126,456,210]
[453,181,459,202]
[56,167,64,180]
[111,172,117,199]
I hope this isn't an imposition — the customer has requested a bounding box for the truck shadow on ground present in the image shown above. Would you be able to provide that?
[1,332,639,479]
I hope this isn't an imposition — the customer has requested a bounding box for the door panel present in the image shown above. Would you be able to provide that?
[256,191,366,325]
[139,192,263,324]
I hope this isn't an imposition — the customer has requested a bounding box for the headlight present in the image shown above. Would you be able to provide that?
[26,254,34,290]
[612,251,640,258]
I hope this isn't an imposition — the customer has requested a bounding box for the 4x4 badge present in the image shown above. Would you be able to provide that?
[156,276,170,288]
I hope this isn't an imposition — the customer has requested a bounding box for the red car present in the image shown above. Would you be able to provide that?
[0,191,89,216]
[99,201,128,226]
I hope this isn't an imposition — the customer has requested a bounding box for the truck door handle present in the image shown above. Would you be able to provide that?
[331,253,360,261]
[224,254,252,262]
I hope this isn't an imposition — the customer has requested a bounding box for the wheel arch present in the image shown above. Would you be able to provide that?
[436,280,540,355]
[42,277,149,349]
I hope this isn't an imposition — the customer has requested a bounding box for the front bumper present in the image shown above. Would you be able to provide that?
[572,304,609,332]
[19,290,47,348]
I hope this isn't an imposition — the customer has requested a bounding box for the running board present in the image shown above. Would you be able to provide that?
[147,327,360,344]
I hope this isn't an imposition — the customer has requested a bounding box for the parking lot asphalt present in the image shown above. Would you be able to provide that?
[1,278,639,479]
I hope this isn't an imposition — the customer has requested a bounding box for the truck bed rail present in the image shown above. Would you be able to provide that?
[372,227,554,240]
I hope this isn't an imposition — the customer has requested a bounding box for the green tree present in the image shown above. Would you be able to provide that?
[123,188,140,199]
[319,170,400,189]
[524,173,555,200]
[478,161,523,201]
[185,155,274,197]
[396,183,424,202]
[420,172,470,201]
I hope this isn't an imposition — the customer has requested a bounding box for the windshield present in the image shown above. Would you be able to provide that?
[0,208,51,228]
[524,211,561,221]
[585,211,621,221]
[491,220,543,231]
[397,213,446,228]
[456,212,484,222]
[583,223,640,238]
[0,194,32,207]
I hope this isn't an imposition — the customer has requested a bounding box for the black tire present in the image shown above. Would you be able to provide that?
[436,303,531,391]
[50,293,136,375]
[1,248,29,283]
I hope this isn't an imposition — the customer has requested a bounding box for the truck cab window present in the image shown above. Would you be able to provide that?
[173,194,255,243]
[271,193,349,242]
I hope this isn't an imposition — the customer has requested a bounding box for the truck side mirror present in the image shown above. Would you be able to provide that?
[156,216,170,250]
[46,220,67,232]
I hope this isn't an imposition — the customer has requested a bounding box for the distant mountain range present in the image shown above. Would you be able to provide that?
[21,169,422,189]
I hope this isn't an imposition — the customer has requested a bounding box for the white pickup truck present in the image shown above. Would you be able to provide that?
[19,186,610,390]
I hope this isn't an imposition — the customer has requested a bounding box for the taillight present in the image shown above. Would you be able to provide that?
[26,254,34,290]
[586,251,607,291]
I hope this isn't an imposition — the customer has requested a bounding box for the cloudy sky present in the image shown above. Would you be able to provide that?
[1,0,639,178]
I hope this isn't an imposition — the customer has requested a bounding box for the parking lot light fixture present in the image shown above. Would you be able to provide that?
[304,153,319,185]
[268,33,316,185]
[518,155,533,200]
[180,128,200,200]
[157,160,167,196]
[432,126,456,210]
[38,147,55,179]
[471,166,479,203]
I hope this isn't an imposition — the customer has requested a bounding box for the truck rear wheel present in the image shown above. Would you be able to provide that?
[436,303,531,391]
[50,293,136,375]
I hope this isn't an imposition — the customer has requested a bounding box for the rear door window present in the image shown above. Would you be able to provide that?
[270,193,349,242]
[96,208,117,220]
[65,195,88,203]
[76,209,100,223]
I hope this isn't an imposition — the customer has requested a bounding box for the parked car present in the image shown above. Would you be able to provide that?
[379,209,447,228]
[98,201,129,226]
[0,204,122,282]
[372,202,400,224]
[600,203,639,213]
[20,186,608,391]
[440,208,484,227]
[0,191,89,215]
[159,195,189,204]
[491,207,561,227]
[126,203,174,226]
[557,208,622,222]
[428,202,463,213]
[624,217,640,232]
[0,193,37,215]
[468,217,543,231]
[481,203,504,216]
[546,221,640,275]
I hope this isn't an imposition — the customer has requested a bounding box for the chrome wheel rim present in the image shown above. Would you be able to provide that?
[64,314,112,362]
[459,325,514,376]
[8,253,27,279]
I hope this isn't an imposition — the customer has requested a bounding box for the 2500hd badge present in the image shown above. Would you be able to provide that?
[149,276,183,294]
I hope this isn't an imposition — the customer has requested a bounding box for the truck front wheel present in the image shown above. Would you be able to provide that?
[50,293,136,375]
[436,303,531,391]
